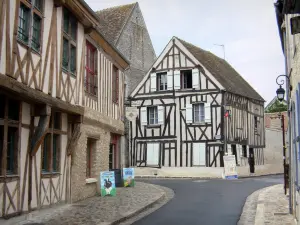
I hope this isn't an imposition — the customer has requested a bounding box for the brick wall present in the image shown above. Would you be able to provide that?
[264,111,288,132]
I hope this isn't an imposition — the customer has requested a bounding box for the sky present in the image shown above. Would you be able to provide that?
[86,0,285,104]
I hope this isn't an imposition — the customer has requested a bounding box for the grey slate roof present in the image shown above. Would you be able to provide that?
[95,3,136,45]
[178,38,265,101]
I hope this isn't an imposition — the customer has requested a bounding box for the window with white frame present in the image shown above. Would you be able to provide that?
[157,73,167,91]
[193,103,205,123]
[148,107,158,125]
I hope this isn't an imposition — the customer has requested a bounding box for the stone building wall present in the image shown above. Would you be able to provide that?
[116,4,156,98]
[71,108,124,203]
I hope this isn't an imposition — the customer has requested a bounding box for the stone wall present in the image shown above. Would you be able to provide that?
[71,108,124,203]
[116,3,156,98]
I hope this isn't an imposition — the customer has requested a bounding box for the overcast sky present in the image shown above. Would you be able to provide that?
[86,0,285,104]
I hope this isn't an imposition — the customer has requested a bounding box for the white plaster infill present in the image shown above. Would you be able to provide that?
[85,178,97,184]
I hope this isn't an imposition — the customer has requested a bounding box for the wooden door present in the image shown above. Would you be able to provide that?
[193,143,206,166]
[146,143,160,166]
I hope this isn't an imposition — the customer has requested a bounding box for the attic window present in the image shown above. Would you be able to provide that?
[181,70,192,89]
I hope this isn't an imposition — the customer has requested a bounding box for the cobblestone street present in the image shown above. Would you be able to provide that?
[1,182,166,225]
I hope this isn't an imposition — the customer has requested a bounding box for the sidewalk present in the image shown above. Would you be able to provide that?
[238,184,295,225]
[0,182,166,225]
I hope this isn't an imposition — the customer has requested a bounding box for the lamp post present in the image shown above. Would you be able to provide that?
[275,74,291,212]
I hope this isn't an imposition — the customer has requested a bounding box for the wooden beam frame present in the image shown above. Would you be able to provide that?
[0,74,84,115]
[31,105,51,156]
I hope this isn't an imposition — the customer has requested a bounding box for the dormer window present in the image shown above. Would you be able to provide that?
[181,70,192,89]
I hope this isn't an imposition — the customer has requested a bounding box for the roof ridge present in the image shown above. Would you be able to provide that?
[95,2,137,13]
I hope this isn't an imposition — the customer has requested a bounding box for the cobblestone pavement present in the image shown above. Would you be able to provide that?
[238,184,295,225]
[1,182,166,225]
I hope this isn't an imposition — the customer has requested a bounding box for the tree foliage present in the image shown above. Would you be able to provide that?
[265,99,288,113]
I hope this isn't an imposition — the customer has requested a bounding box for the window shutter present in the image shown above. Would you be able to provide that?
[186,104,193,123]
[174,70,181,89]
[192,68,199,89]
[140,107,147,126]
[205,103,211,123]
[150,73,157,92]
[158,106,164,125]
[167,71,173,90]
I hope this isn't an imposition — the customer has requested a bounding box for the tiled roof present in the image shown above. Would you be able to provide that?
[177,38,264,101]
[95,3,136,45]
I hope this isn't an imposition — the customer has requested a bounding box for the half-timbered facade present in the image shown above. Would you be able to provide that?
[0,0,129,218]
[128,37,265,169]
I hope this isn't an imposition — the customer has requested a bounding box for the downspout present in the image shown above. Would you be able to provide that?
[283,14,293,214]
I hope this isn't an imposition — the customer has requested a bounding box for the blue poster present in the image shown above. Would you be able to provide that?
[123,168,135,187]
[100,171,116,196]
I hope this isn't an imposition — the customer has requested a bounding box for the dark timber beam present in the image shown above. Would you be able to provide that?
[31,105,51,156]
[0,74,84,115]
[67,123,81,156]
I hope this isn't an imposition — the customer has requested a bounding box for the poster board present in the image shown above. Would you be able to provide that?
[100,171,116,196]
[223,155,238,179]
[123,168,135,187]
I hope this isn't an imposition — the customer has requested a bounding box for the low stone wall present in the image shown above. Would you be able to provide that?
[134,164,283,178]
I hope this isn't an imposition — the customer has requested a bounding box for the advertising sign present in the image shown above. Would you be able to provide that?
[100,171,116,196]
[223,155,238,179]
[123,168,135,187]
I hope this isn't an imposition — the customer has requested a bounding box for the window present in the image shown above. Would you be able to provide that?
[242,145,247,157]
[110,134,119,169]
[148,107,158,125]
[112,66,119,103]
[85,41,98,95]
[62,8,77,74]
[0,95,20,175]
[42,111,61,173]
[193,103,205,123]
[254,116,258,130]
[86,138,96,178]
[157,73,167,91]
[181,70,192,89]
[17,0,43,52]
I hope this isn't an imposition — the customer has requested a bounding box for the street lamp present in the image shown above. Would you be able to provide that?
[275,74,291,199]
[276,85,285,102]
[276,74,291,102]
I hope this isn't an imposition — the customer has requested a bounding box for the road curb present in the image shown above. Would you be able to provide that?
[135,173,283,180]
[108,183,167,225]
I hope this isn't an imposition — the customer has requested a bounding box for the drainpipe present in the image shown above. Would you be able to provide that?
[283,14,293,214]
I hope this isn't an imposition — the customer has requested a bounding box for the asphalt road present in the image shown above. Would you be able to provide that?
[133,175,283,225]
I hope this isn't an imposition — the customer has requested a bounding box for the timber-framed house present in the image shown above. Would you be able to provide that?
[128,37,265,169]
[0,0,129,218]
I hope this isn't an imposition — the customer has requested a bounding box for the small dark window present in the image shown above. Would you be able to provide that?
[0,95,5,118]
[157,73,167,91]
[86,138,96,178]
[7,127,18,174]
[112,66,119,103]
[53,112,61,130]
[62,7,77,74]
[0,127,3,175]
[8,99,20,121]
[181,70,192,89]
[254,116,258,129]
[42,111,61,173]
[242,145,247,157]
